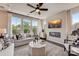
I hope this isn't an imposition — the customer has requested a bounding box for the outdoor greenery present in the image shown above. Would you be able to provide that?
[23,21,30,33]
[32,26,37,35]
[12,21,37,35]
[12,25,20,35]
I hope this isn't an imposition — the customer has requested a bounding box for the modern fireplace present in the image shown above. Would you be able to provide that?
[49,32,61,38]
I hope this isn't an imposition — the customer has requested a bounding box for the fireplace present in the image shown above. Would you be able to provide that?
[49,32,61,38]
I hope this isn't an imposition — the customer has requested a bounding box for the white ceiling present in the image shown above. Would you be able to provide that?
[0,3,79,19]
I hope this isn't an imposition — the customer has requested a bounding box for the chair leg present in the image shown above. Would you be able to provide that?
[68,45,71,56]
[68,51,70,56]
[64,46,66,51]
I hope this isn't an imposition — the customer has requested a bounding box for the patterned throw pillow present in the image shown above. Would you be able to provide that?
[0,38,9,50]
[0,41,3,50]
[0,39,4,50]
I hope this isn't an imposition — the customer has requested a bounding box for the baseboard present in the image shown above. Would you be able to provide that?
[15,43,29,48]
[46,40,64,48]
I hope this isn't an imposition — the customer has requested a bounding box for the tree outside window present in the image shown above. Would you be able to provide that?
[11,16,21,35]
[23,19,31,33]
[32,20,38,35]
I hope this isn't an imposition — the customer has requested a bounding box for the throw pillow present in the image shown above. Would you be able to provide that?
[0,38,9,50]
[0,41,3,50]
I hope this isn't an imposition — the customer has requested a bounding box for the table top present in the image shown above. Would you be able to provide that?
[29,40,46,48]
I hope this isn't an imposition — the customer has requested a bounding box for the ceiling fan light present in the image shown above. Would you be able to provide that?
[36,9,40,12]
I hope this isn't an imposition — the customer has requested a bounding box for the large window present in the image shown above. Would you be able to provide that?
[11,14,40,36]
[71,10,79,31]
[72,13,79,25]
[32,20,38,35]
[23,19,31,33]
[11,16,21,35]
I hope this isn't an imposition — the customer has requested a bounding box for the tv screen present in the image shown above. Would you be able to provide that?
[48,20,62,28]
[49,32,61,38]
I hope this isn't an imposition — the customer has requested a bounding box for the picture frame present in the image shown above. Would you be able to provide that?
[48,19,62,28]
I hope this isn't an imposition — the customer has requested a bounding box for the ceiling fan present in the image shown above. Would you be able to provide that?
[27,3,48,15]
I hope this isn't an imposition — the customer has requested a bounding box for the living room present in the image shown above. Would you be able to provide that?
[0,3,79,56]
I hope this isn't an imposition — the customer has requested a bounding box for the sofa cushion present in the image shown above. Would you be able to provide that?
[14,37,34,47]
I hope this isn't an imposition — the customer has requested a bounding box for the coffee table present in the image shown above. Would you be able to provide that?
[29,40,46,56]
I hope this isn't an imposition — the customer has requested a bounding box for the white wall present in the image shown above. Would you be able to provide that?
[44,10,72,45]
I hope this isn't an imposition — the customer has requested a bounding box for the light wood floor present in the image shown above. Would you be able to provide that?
[14,41,68,56]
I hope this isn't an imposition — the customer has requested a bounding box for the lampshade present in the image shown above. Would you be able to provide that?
[0,28,6,34]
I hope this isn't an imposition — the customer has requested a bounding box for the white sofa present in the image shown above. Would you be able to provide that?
[14,37,34,47]
[0,43,14,56]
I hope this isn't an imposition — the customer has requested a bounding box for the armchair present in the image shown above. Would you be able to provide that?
[0,43,14,56]
[64,35,79,56]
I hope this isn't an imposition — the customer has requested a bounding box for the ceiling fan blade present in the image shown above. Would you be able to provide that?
[27,4,36,9]
[30,10,36,13]
[38,11,41,15]
[38,3,43,7]
[40,8,48,11]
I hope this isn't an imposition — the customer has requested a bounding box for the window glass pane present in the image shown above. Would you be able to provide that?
[32,20,38,26]
[32,20,38,35]
[23,19,31,33]
[72,13,79,25]
[11,16,21,35]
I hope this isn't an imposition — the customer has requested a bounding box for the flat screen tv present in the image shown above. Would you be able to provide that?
[49,32,61,38]
[48,19,62,28]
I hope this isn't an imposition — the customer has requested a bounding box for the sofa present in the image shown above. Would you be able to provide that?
[14,37,34,47]
[64,35,79,56]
